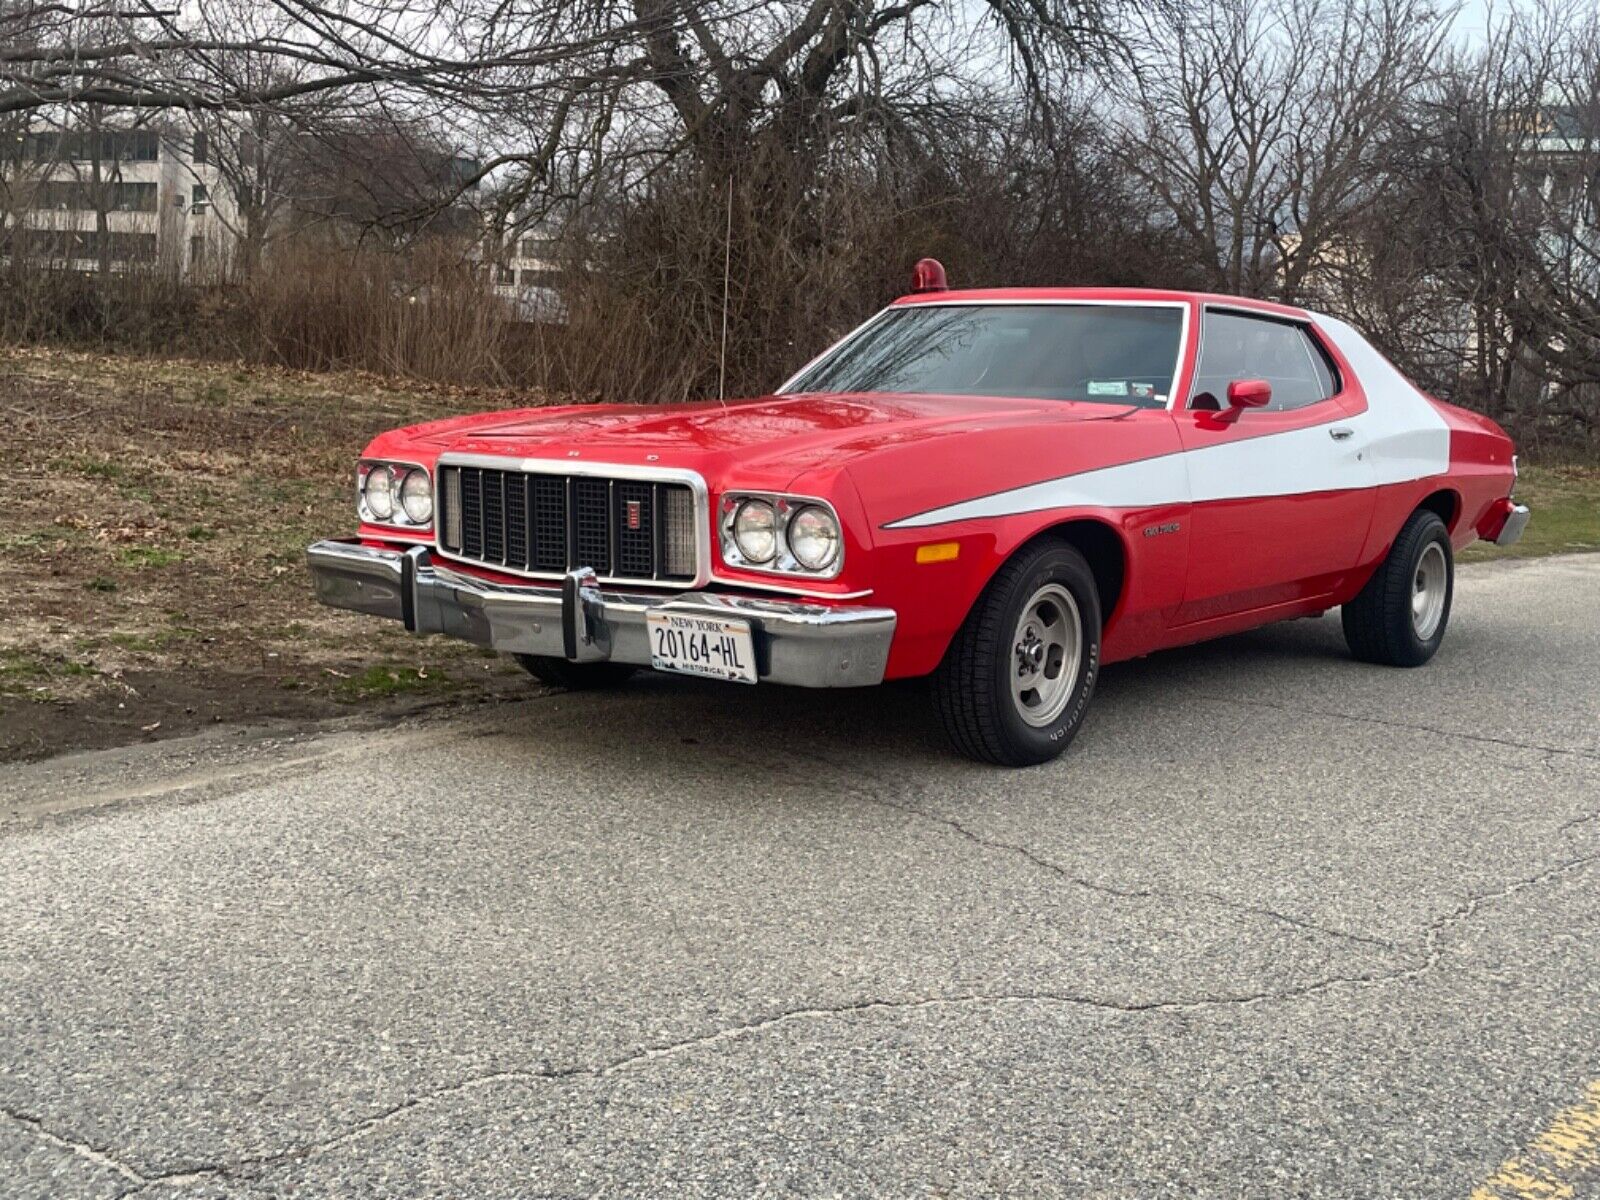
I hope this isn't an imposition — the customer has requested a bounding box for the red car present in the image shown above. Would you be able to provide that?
[308,264,1528,766]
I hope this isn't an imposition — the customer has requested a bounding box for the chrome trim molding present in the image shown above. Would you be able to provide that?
[431,453,715,589]
[706,575,874,600]
[776,305,893,394]
[1495,503,1530,547]
[307,540,896,688]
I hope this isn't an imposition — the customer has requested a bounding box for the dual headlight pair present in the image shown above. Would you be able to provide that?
[359,461,432,527]
[358,466,839,578]
[721,494,843,577]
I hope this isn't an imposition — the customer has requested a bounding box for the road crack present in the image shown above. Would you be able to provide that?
[77,844,1600,1194]
[850,784,1399,951]
[1561,809,1600,839]
[1,1104,146,1186]
[105,984,1404,1192]
[1197,693,1600,763]
[773,746,1400,953]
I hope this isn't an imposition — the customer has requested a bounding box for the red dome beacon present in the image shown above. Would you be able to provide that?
[910,257,948,293]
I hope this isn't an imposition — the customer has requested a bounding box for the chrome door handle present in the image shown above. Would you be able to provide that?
[1329,427,1354,441]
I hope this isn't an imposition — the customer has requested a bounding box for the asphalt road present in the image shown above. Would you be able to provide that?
[3,555,1598,1199]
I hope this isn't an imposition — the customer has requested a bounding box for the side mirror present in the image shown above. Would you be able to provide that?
[1227,379,1272,409]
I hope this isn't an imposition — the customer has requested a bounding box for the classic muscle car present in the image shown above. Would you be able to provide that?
[308,262,1528,766]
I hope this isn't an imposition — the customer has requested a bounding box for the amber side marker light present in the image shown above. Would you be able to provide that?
[916,541,960,564]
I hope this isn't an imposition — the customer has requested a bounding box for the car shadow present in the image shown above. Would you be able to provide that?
[502,614,1367,770]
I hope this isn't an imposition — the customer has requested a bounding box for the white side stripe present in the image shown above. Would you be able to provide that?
[885,317,1451,530]
[1313,313,1452,486]
[885,453,1188,529]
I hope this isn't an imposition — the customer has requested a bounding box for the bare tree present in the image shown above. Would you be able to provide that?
[0,0,773,119]
[1108,0,1449,303]
[1343,0,1600,438]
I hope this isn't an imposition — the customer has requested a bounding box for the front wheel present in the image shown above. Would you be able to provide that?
[1341,509,1453,667]
[932,541,1101,766]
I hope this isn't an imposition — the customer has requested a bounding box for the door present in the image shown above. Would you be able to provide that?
[1175,308,1376,624]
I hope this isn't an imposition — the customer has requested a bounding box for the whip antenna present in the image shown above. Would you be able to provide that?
[717,175,733,408]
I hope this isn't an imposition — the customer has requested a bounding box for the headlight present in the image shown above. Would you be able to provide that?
[787,505,840,570]
[732,500,777,563]
[362,465,394,521]
[359,461,432,526]
[399,468,433,524]
[720,492,846,578]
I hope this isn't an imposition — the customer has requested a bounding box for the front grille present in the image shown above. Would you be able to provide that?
[436,464,699,583]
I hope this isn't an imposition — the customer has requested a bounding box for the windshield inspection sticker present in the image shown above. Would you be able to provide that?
[1086,380,1130,396]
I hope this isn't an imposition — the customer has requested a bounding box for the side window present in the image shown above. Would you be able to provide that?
[1189,311,1339,412]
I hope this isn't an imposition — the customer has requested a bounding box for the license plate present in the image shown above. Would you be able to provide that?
[646,611,758,684]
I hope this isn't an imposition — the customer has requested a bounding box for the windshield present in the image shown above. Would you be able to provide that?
[787,303,1184,407]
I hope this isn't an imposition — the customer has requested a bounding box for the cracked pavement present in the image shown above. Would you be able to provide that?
[2,554,1598,1198]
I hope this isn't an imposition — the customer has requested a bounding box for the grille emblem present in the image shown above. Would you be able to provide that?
[625,499,643,531]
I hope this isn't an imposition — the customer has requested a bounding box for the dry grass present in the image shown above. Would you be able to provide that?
[1458,463,1600,561]
[0,345,548,760]
[242,241,525,385]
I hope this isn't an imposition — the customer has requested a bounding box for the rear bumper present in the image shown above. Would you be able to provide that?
[306,539,896,687]
[1478,498,1531,547]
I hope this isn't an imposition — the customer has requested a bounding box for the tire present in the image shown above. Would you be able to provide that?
[933,541,1102,766]
[515,655,636,690]
[1341,509,1453,667]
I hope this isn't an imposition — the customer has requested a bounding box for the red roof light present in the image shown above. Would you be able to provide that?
[911,258,948,294]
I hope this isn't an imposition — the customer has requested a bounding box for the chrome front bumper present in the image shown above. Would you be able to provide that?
[306,539,897,688]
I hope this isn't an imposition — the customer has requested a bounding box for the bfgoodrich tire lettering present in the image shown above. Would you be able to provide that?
[933,541,1102,766]
[1341,509,1454,667]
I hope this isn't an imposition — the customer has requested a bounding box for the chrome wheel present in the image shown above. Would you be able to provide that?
[1412,542,1448,640]
[1010,583,1082,728]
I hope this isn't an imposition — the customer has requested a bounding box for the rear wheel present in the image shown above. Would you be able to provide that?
[933,541,1101,766]
[515,655,636,690]
[1341,509,1453,666]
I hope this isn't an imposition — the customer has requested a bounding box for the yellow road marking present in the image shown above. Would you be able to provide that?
[1473,1081,1600,1200]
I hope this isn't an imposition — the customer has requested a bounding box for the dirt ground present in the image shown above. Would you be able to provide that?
[0,346,548,762]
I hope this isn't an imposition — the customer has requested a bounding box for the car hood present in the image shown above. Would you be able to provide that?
[392,391,1136,485]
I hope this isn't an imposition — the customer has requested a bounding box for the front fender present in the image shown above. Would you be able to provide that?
[865,503,1187,679]
[838,411,1190,678]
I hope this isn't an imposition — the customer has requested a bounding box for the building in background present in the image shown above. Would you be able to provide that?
[488,224,569,322]
[1,117,484,280]
[1521,104,1599,279]
[3,115,575,329]
[0,123,232,274]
